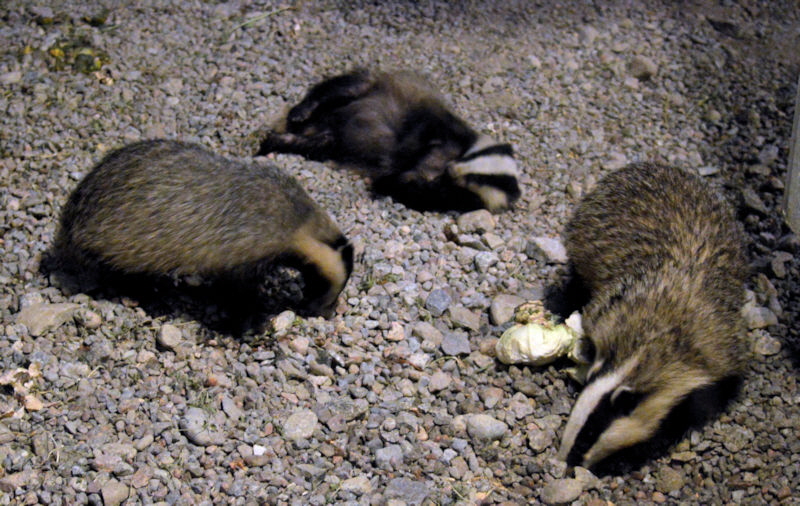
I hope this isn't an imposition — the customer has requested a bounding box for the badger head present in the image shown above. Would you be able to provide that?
[448,135,521,212]
[557,345,717,469]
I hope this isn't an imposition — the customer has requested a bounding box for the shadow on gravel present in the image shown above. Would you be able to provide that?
[543,266,590,321]
[39,252,311,337]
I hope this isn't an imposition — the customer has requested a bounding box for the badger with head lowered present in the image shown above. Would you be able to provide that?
[52,139,353,320]
[253,69,521,212]
[558,162,749,470]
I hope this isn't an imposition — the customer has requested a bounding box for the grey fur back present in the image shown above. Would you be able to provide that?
[57,140,328,276]
[565,162,749,379]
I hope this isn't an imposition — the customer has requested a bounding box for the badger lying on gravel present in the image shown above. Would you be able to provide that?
[253,69,521,212]
[558,162,749,470]
[51,139,353,319]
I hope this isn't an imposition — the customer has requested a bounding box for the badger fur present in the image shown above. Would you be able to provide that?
[53,139,353,318]
[254,69,521,212]
[557,162,748,469]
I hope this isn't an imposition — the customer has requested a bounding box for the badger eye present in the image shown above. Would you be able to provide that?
[610,386,642,415]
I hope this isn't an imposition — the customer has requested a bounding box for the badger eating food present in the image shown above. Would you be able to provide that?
[557,162,749,469]
[253,69,521,212]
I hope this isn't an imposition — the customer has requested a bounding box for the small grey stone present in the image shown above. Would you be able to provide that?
[413,322,443,350]
[449,306,481,331]
[480,386,504,409]
[466,414,507,441]
[0,470,36,493]
[179,407,225,446]
[221,396,245,421]
[696,165,720,176]
[101,479,130,506]
[74,309,102,329]
[441,331,471,356]
[578,25,599,45]
[449,455,469,479]
[428,371,451,392]
[474,251,499,272]
[283,409,318,440]
[32,431,53,457]
[162,77,183,95]
[602,151,628,171]
[544,456,568,479]
[526,237,568,264]
[771,251,794,279]
[375,444,403,470]
[19,292,45,308]
[384,477,429,506]
[540,478,584,504]
[722,426,753,453]
[742,303,778,329]
[758,144,780,165]
[482,232,505,250]
[457,234,487,250]
[425,289,452,316]
[490,294,525,325]
[407,352,430,369]
[271,310,296,333]
[528,428,554,453]
[0,71,22,85]
[655,466,685,494]
[573,467,599,490]
[629,55,658,80]
[16,303,79,337]
[456,210,495,234]
[753,331,781,356]
[157,324,182,350]
[742,187,769,214]
[340,475,372,495]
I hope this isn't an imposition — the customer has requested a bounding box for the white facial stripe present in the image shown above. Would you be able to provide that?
[468,185,508,211]
[450,155,518,178]
[462,135,497,157]
[557,357,638,461]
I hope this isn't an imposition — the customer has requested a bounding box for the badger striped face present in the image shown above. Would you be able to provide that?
[558,355,642,467]
[558,348,717,469]
[449,136,520,211]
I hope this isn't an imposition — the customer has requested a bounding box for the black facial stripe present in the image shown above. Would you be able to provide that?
[459,143,514,162]
[566,386,645,467]
[329,235,349,251]
[341,243,354,278]
[462,174,521,197]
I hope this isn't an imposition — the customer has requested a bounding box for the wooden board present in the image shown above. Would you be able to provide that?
[785,75,800,234]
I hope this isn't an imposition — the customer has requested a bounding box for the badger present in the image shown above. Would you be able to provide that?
[53,139,353,319]
[557,162,749,470]
[253,69,521,212]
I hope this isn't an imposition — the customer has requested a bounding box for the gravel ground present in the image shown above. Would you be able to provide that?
[1,0,799,504]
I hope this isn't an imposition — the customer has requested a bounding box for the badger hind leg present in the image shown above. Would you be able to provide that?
[286,70,373,127]
[255,130,335,160]
[285,229,354,318]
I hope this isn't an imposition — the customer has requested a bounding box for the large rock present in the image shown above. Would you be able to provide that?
[449,306,481,331]
[425,289,452,316]
[456,210,495,234]
[540,478,584,504]
[490,294,525,325]
[282,409,318,440]
[16,303,79,336]
[466,414,508,441]
[527,237,568,264]
[179,407,226,446]
[629,55,658,80]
